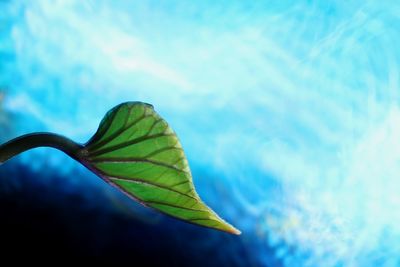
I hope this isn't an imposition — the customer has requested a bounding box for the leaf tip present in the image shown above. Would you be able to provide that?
[210,213,241,235]
[220,221,241,235]
[227,226,242,235]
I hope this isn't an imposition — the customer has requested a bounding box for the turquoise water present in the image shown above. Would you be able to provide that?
[1,1,400,266]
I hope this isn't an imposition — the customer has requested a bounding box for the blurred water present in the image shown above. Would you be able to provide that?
[1,1,400,266]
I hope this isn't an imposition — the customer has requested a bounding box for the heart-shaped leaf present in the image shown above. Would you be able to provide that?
[81,102,240,234]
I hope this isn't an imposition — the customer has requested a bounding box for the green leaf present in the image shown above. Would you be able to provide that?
[82,102,240,235]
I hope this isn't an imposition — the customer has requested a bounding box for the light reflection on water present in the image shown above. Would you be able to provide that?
[1,1,400,266]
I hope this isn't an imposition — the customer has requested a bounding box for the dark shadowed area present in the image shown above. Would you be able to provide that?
[0,161,265,266]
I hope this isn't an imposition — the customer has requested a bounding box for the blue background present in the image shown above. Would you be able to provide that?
[1,1,400,266]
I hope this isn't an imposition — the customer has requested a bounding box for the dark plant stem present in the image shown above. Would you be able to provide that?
[0,133,84,164]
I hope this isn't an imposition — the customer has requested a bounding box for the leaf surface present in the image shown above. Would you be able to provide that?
[83,102,240,234]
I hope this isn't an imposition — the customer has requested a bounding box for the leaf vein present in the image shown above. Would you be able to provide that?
[88,113,150,151]
[89,133,174,157]
[105,175,198,201]
[147,201,208,212]
[92,157,188,174]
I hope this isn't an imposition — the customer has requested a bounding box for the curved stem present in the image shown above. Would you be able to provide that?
[0,133,84,164]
